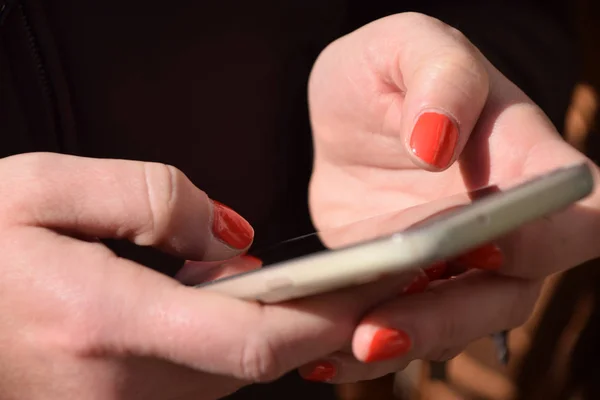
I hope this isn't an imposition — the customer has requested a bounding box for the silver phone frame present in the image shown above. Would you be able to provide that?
[198,163,594,303]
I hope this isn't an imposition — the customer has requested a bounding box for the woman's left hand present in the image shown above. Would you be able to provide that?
[302,12,600,383]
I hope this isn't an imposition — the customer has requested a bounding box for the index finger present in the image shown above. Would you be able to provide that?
[0,153,253,261]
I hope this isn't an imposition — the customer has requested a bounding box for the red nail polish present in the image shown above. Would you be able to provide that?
[212,201,254,249]
[241,255,263,265]
[453,243,503,270]
[303,361,336,382]
[365,328,411,363]
[424,261,448,281]
[410,112,458,169]
[402,274,429,295]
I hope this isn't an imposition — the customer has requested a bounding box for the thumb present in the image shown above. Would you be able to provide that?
[386,13,490,171]
[102,255,418,383]
[1,152,253,261]
[310,13,489,172]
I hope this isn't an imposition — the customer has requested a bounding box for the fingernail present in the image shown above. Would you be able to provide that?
[241,255,263,265]
[365,328,412,363]
[453,243,503,270]
[212,200,254,249]
[302,361,336,382]
[424,261,448,281]
[402,273,429,295]
[410,112,458,169]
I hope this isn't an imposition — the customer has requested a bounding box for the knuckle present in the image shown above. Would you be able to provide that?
[134,162,180,246]
[421,31,489,101]
[57,317,102,357]
[396,13,468,47]
[424,303,461,348]
[429,50,488,96]
[239,332,283,383]
[445,25,470,47]
[419,290,460,346]
[29,252,129,359]
[398,11,443,28]
[442,24,479,58]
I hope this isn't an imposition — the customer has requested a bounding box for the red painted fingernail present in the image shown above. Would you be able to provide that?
[212,201,254,249]
[424,261,448,281]
[402,274,430,295]
[410,112,458,169]
[303,361,336,382]
[241,255,263,265]
[365,328,412,363]
[454,243,504,270]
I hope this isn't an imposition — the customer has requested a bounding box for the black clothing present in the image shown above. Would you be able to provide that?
[0,1,576,398]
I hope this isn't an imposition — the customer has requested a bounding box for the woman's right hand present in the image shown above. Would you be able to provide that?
[0,153,414,399]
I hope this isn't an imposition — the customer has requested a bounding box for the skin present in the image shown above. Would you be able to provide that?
[304,13,600,382]
[0,12,599,399]
[0,153,416,399]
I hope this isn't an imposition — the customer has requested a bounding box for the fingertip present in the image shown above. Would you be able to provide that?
[203,200,255,261]
[366,328,412,363]
[242,255,263,266]
[352,324,374,362]
[211,200,254,250]
[352,323,412,363]
[299,360,338,383]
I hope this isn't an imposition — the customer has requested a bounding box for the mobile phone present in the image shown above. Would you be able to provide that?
[197,163,594,303]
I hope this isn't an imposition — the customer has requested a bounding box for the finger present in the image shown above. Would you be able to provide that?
[316,13,489,171]
[316,192,503,276]
[401,269,430,295]
[456,57,600,278]
[351,271,541,363]
[175,255,263,285]
[299,347,463,384]
[88,244,419,383]
[316,192,481,249]
[0,152,253,261]
[316,193,471,248]
[449,243,504,273]
[388,14,490,171]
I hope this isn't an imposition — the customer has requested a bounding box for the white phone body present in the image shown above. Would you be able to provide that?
[198,163,595,303]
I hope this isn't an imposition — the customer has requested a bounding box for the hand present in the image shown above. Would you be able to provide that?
[0,152,417,399]
[304,12,600,383]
